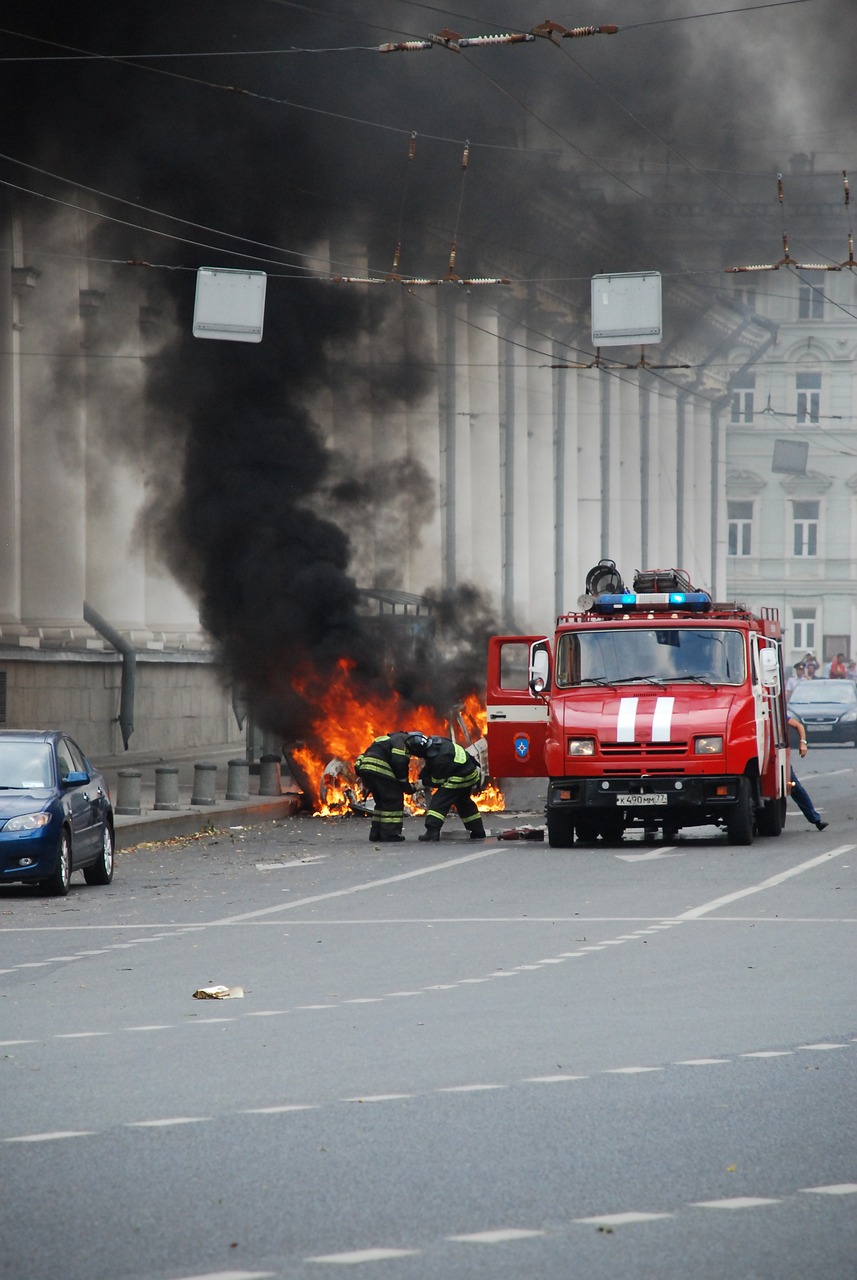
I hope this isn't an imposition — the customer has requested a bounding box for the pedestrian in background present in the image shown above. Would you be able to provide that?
[785,661,806,698]
[418,737,486,842]
[787,714,828,832]
[355,732,429,843]
[829,652,847,679]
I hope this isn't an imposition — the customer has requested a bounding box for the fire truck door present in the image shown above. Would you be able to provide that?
[486,636,550,777]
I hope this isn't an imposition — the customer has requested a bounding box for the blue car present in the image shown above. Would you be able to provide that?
[0,730,114,896]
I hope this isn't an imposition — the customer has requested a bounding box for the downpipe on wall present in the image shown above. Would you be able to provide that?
[83,601,136,750]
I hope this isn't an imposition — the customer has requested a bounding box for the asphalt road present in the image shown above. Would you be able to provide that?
[1,748,855,1280]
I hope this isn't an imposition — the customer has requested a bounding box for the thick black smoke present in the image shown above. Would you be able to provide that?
[1,0,853,737]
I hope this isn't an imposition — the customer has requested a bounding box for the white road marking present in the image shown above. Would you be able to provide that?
[244,1010,287,1017]
[126,1117,211,1127]
[448,1228,545,1243]
[214,847,503,926]
[343,1094,414,1103]
[5,1130,95,1142]
[617,847,683,863]
[54,1031,109,1039]
[674,1058,730,1066]
[799,1042,849,1051]
[240,1105,317,1114]
[575,1211,671,1225]
[800,1184,857,1195]
[604,1066,663,1074]
[179,1273,274,1280]
[525,1074,588,1083]
[741,1051,793,1058]
[438,1083,505,1092]
[692,1197,780,1209]
[0,1039,35,1046]
[342,998,383,1004]
[308,1248,419,1264]
[678,846,855,919]
[124,1025,173,1032]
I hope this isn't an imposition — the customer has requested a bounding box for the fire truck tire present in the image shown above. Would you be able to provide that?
[726,779,754,845]
[547,809,576,848]
[756,795,786,837]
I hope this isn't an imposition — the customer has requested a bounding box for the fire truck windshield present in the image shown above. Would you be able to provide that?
[555,627,747,688]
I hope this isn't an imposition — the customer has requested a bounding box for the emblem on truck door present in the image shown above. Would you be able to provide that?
[514,734,530,760]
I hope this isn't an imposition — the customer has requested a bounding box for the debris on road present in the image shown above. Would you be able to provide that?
[192,985,245,999]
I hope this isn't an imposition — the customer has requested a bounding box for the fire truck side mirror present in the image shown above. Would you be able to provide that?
[759,647,780,691]
[529,644,551,698]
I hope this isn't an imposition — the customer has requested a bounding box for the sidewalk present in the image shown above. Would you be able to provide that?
[94,743,303,851]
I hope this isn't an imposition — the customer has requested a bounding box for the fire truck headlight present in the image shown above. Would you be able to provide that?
[567,738,595,756]
[694,736,723,755]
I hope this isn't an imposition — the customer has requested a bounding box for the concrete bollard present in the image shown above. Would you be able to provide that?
[154,765,180,811]
[116,769,142,816]
[258,753,282,796]
[190,762,217,806]
[225,758,250,801]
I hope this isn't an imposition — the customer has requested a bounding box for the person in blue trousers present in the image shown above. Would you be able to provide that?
[787,714,828,831]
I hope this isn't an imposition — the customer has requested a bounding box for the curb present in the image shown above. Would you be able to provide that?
[114,796,302,850]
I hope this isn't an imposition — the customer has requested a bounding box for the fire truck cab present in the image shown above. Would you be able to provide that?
[487,563,790,848]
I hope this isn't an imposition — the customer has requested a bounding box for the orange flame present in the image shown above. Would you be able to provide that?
[287,658,504,816]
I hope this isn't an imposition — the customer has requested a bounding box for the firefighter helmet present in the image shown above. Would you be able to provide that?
[404,732,430,756]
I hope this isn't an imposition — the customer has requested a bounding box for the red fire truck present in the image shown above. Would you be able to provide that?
[486,562,790,847]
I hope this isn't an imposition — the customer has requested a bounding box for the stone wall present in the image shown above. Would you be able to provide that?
[0,651,244,758]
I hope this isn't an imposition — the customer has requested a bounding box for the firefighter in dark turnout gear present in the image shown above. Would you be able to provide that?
[418,737,486,841]
[355,732,429,842]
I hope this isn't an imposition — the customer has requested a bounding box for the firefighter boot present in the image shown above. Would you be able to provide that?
[469,819,487,840]
[418,827,440,842]
[369,823,381,842]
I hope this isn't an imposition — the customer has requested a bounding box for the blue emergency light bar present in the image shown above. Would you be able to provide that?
[594,590,712,613]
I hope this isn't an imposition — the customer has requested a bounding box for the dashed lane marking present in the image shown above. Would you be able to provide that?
[179,1269,277,1280]
[240,1105,318,1114]
[574,1211,672,1225]
[308,1248,419,1264]
[801,1183,857,1195]
[524,1074,588,1083]
[674,1058,730,1066]
[343,1094,415,1104]
[741,1050,793,1058]
[691,1197,781,1210]
[126,1117,211,1127]
[448,1228,545,1243]
[800,1042,849,1051]
[179,1272,275,1279]
[604,1066,663,1075]
[5,1130,95,1142]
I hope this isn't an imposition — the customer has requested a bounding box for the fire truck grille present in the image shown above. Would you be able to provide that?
[600,742,689,756]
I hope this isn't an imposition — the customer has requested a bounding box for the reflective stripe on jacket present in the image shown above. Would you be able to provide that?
[423,741,479,790]
[355,733,410,784]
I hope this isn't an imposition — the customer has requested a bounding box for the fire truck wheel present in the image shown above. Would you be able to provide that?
[725,779,754,845]
[547,809,576,848]
[756,795,786,837]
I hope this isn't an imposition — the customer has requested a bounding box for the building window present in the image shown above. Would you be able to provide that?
[792,610,817,652]
[730,375,755,424]
[727,500,753,556]
[796,373,821,424]
[798,277,824,320]
[792,500,819,557]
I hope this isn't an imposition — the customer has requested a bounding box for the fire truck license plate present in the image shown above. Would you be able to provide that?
[619,793,668,806]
